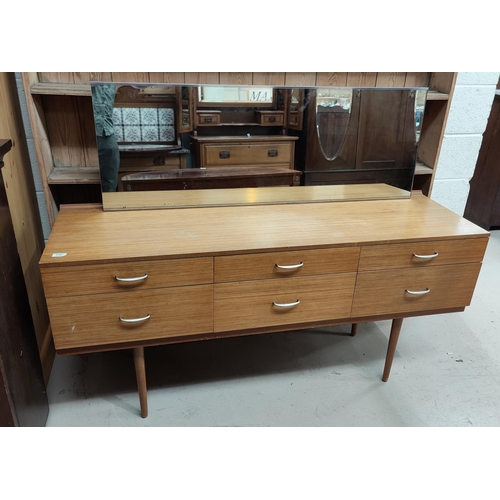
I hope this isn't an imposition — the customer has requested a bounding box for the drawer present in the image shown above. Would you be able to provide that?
[358,238,488,271]
[203,142,293,167]
[41,257,213,298]
[214,274,356,333]
[255,111,285,126]
[351,263,482,317]
[47,285,214,350]
[214,247,360,283]
[197,111,221,125]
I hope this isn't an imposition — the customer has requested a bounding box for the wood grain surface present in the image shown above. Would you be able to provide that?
[40,194,488,267]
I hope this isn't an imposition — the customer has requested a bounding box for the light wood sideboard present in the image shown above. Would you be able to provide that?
[39,193,489,418]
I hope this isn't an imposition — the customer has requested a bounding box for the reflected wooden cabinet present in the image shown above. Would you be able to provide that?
[300,88,419,191]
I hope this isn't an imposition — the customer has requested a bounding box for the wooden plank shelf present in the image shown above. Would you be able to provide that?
[29,83,450,101]
[48,166,100,184]
[414,161,433,176]
[30,83,91,96]
[426,91,449,101]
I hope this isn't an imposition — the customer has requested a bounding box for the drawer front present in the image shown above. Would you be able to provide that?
[214,247,360,283]
[358,238,488,271]
[351,263,482,317]
[48,285,214,350]
[197,112,220,125]
[204,143,292,167]
[41,257,213,298]
[258,113,285,126]
[214,274,356,333]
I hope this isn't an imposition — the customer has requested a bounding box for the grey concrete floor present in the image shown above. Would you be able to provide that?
[45,230,500,427]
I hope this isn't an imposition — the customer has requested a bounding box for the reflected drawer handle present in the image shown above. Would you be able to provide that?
[405,288,430,295]
[204,116,213,123]
[119,314,151,323]
[268,149,278,157]
[268,116,277,122]
[275,262,304,270]
[272,299,301,308]
[115,273,148,282]
[219,150,230,159]
[412,252,439,259]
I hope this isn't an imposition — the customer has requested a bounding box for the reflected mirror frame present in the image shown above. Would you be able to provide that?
[90,82,429,211]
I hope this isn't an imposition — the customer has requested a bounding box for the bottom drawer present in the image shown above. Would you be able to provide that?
[351,263,482,317]
[214,274,356,333]
[48,285,213,350]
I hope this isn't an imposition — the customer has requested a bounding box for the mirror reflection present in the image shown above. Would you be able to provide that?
[90,82,427,209]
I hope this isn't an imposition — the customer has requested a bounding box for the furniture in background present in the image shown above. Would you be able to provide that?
[464,84,500,229]
[0,140,48,426]
[121,167,301,191]
[39,191,488,418]
[20,72,457,228]
[0,72,52,387]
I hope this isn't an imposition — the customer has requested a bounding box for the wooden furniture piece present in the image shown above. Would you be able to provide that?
[0,140,48,426]
[20,72,456,228]
[464,86,500,229]
[0,73,53,382]
[190,135,298,171]
[121,166,301,191]
[39,192,488,418]
[300,88,420,191]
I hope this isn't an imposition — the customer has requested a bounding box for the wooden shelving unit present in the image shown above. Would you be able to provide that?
[21,72,457,228]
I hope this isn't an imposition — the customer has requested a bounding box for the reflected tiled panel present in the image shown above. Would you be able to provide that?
[112,107,175,142]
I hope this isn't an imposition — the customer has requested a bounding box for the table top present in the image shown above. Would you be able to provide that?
[40,192,489,268]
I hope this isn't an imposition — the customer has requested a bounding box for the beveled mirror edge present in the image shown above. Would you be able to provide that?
[102,184,410,211]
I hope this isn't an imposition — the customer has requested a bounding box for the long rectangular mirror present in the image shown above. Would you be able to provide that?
[90,82,427,210]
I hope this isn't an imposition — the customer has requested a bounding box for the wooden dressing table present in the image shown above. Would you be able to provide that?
[39,189,489,418]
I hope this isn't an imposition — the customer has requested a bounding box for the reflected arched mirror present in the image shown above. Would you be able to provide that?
[315,88,353,161]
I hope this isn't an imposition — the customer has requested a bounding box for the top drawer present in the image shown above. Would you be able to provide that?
[203,142,293,167]
[41,257,213,298]
[214,247,359,283]
[358,238,488,271]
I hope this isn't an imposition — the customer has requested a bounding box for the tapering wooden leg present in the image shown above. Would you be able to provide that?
[133,346,148,418]
[350,323,358,336]
[382,318,404,382]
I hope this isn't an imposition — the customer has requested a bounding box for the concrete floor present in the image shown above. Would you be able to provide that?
[45,230,500,427]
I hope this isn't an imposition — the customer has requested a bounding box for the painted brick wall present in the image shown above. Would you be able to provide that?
[431,72,500,215]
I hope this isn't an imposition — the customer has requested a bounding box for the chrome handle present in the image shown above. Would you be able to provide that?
[119,314,151,323]
[405,288,430,295]
[272,299,301,308]
[412,252,438,259]
[275,262,304,270]
[115,273,148,282]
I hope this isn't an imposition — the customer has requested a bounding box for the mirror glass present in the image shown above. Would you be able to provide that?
[90,82,427,211]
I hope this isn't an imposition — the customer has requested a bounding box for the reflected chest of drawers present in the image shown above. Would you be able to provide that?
[40,194,489,418]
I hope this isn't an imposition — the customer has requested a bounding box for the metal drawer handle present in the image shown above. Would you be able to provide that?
[272,299,301,308]
[268,149,278,157]
[405,288,430,295]
[219,150,230,159]
[275,262,304,270]
[204,116,213,123]
[412,252,439,259]
[119,314,151,323]
[268,116,277,122]
[115,273,148,282]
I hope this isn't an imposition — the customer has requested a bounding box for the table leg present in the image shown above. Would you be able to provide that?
[133,346,148,418]
[350,323,358,336]
[382,318,404,382]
